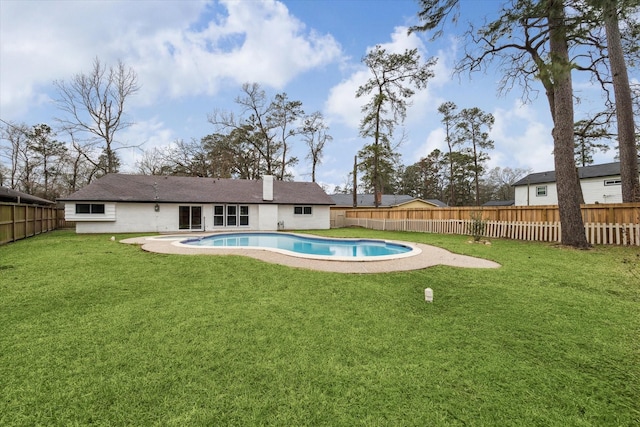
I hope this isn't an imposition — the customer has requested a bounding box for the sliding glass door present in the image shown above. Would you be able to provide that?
[178,206,202,230]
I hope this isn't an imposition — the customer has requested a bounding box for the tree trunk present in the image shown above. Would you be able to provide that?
[473,134,480,206]
[548,0,590,248]
[373,94,383,208]
[604,1,640,202]
[353,155,358,208]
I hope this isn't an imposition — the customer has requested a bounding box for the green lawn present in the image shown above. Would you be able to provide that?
[1,229,638,426]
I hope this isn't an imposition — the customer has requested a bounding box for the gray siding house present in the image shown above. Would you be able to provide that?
[512,161,640,205]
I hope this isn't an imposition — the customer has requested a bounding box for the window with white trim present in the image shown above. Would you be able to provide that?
[239,205,249,226]
[213,205,224,226]
[604,179,621,186]
[536,186,547,197]
[227,205,237,226]
[213,204,249,227]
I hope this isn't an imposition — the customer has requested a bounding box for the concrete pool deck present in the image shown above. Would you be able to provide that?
[120,234,501,273]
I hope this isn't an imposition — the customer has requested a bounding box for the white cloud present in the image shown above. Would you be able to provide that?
[407,100,555,172]
[325,25,443,131]
[119,117,176,172]
[490,101,554,171]
[375,25,425,54]
[131,0,343,103]
[324,70,370,129]
[412,127,447,161]
[0,1,206,114]
[0,0,343,117]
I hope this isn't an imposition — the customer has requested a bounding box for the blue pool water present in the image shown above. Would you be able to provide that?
[180,232,413,258]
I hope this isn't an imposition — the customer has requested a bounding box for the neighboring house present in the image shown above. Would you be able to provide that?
[0,186,55,205]
[330,194,447,209]
[512,161,640,206]
[58,174,334,233]
[329,193,446,228]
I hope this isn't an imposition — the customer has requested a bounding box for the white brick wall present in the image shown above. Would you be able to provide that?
[70,202,330,233]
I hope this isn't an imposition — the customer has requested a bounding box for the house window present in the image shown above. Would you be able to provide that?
[226,205,237,226]
[294,206,313,215]
[536,186,547,197]
[213,205,224,226]
[75,203,105,214]
[213,205,249,227]
[239,205,249,226]
[604,179,621,186]
[179,206,202,230]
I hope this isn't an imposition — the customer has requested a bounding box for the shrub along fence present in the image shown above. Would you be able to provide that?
[339,203,640,246]
[0,203,64,245]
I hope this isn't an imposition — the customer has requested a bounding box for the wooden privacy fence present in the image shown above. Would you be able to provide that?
[0,203,63,245]
[337,203,640,246]
[342,203,640,224]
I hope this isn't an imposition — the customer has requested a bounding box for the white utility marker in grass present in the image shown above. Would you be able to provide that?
[425,288,433,302]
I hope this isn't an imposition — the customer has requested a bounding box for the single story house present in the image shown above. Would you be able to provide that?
[329,194,446,228]
[58,174,334,233]
[512,161,640,206]
[330,193,447,209]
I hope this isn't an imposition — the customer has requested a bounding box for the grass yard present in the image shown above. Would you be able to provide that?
[1,229,638,426]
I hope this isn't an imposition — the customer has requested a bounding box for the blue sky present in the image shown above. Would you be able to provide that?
[0,0,626,191]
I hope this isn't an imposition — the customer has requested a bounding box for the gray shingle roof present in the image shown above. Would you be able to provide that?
[330,193,447,207]
[58,174,335,205]
[512,161,639,186]
[483,200,515,206]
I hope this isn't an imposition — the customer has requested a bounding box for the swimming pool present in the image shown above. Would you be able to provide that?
[169,232,421,261]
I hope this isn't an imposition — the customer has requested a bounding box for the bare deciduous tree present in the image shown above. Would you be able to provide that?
[53,57,140,176]
[271,93,304,180]
[0,120,30,188]
[135,147,173,176]
[302,112,332,182]
[208,83,305,180]
[483,166,531,201]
